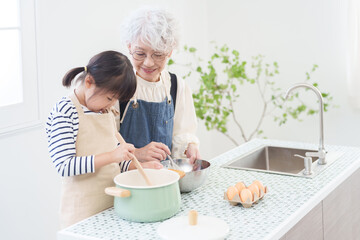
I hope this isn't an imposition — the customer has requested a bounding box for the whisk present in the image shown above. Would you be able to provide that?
[167,154,185,178]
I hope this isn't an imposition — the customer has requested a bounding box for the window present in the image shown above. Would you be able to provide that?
[0,0,40,134]
[0,0,22,107]
[347,0,360,109]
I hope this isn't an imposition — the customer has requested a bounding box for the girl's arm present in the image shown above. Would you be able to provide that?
[46,98,95,177]
[115,132,163,170]
[94,144,134,170]
[46,98,136,177]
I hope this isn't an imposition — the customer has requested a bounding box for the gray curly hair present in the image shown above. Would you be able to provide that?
[121,7,180,53]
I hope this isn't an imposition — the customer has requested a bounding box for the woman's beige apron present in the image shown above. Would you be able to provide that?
[60,94,119,229]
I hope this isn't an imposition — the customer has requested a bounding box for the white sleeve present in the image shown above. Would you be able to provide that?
[172,78,200,158]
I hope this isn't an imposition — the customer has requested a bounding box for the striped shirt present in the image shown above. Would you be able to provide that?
[46,96,131,177]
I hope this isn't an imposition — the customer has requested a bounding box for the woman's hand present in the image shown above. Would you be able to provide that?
[186,143,201,163]
[111,143,135,163]
[134,142,171,162]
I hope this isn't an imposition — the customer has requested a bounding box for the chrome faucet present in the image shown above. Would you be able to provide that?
[284,83,327,165]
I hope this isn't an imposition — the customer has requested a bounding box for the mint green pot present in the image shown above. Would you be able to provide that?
[106,169,181,223]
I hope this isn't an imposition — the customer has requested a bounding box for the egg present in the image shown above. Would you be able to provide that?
[252,180,265,195]
[226,186,239,200]
[247,183,260,200]
[240,189,253,202]
[235,182,246,193]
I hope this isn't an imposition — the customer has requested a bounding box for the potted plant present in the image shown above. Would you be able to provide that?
[168,43,335,146]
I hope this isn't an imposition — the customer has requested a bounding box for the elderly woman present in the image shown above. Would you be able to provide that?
[117,7,200,163]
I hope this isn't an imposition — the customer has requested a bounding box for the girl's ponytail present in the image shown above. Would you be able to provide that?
[62,67,87,87]
[62,51,136,102]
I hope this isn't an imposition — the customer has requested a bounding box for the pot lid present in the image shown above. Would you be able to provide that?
[157,211,229,240]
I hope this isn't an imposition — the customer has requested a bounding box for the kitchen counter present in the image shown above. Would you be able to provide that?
[57,139,360,240]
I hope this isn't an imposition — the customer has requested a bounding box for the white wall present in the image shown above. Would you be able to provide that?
[199,0,360,158]
[0,0,358,239]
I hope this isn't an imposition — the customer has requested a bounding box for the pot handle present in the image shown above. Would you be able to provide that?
[105,187,131,198]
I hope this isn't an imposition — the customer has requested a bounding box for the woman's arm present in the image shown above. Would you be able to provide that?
[172,76,200,160]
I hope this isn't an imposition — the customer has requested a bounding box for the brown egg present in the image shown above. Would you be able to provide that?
[252,180,265,195]
[226,186,239,200]
[235,182,246,193]
[247,183,260,200]
[240,189,253,202]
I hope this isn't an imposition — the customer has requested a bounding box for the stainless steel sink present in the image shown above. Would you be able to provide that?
[222,145,343,178]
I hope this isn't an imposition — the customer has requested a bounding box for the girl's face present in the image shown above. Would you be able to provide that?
[128,41,172,82]
[84,78,117,113]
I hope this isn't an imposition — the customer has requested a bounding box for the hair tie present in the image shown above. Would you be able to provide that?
[84,66,87,72]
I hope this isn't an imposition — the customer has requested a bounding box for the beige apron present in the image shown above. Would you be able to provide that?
[60,94,119,229]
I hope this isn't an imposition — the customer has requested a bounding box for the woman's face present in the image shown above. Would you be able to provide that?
[128,41,172,82]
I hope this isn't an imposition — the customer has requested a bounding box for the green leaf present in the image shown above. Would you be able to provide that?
[312,64,319,72]
[220,45,229,52]
[324,103,329,111]
[307,109,316,115]
[222,56,229,63]
[231,84,236,92]
[189,47,196,53]
[212,53,219,59]
[220,126,227,133]
[223,110,230,117]
[167,59,174,65]
[321,93,328,98]
[232,50,239,57]
[219,84,228,90]
[297,104,306,112]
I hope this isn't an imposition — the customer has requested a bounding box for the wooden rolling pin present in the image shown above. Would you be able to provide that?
[116,132,153,186]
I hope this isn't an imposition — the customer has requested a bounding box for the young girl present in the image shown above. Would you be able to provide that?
[46,50,162,229]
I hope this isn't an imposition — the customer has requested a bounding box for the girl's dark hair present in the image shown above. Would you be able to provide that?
[62,50,136,102]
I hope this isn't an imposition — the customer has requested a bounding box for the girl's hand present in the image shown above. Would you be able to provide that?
[111,143,135,163]
[140,161,163,169]
[134,142,171,162]
[186,143,201,163]
[128,160,163,170]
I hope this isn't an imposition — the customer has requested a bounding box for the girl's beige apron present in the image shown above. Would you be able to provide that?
[60,94,119,229]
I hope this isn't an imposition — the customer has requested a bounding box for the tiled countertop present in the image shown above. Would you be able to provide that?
[58,139,360,240]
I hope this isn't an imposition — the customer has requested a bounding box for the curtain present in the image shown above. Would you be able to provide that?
[347,0,360,109]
